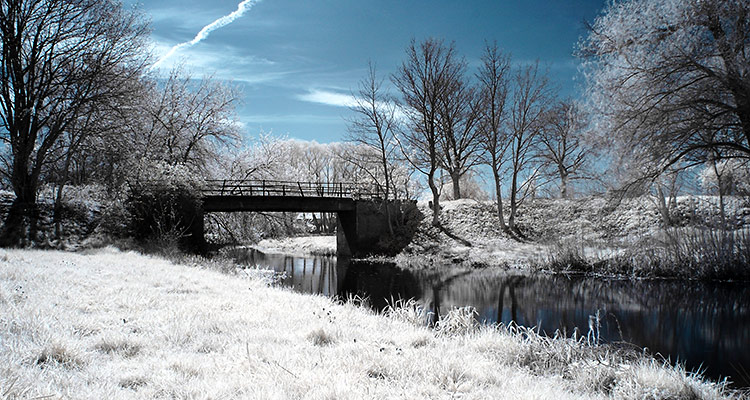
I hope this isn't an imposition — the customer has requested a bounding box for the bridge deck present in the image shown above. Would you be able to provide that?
[202,195,355,213]
[194,180,399,257]
[200,180,383,213]
[202,179,382,199]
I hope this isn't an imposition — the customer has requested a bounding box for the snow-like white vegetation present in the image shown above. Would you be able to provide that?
[0,249,738,399]
[253,235,337,256]
[399,196,750,274]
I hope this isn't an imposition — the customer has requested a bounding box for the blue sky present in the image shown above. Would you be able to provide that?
[129,0,607,143]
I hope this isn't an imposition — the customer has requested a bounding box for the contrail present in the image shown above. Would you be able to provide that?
[151,0,261,70]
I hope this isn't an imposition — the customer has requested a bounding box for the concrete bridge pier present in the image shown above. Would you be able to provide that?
[336,200,409,258]
[336,210,356,257]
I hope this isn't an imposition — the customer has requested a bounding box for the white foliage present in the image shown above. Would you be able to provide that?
[580,0,750,173]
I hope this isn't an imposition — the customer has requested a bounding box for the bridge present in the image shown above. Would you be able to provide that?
[194,179,408,257]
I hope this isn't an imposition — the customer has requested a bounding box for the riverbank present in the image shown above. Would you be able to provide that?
[0,249,740,399]
[252,196,750,279]
[395,197,750,279]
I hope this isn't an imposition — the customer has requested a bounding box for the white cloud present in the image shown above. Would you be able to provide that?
[242,114,344,124]
[297,89,411,124]
[297,89,356,108]
[148,42,289,84]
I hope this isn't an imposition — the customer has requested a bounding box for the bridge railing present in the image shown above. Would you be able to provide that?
[201,179,385,199]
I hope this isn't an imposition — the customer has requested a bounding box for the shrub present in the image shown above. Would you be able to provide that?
[375,200,424,256]
[125,162,205,254]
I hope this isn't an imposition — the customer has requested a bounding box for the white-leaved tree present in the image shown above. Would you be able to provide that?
[346,63,399,234]
[537,99,589,198]
[435,53,483,200]
[393,38,463,227]
[507,62,555,232]
[580,0,750,186]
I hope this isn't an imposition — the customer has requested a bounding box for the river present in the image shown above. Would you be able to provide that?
[229,247,750,388]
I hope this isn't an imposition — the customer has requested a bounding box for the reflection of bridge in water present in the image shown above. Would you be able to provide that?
[230,248,345,296]
[197,180,401,257]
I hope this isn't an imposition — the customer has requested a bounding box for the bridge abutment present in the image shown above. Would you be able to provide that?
[336,200,419,258]
[336,210,356,257]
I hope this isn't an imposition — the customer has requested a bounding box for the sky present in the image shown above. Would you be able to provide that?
[127,0,608,143]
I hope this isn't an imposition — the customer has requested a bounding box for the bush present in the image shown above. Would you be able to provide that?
[375,200,423,256]
[125,162,205,254]
[126,183,204,254]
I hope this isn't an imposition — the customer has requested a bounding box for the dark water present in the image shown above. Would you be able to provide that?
[230,248,750,388]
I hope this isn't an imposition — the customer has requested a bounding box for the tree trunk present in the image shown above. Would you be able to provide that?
[1,173,40,247]
[655,184,672,227]
[450,170,461,199]
[54,184,65,240]
[560,170,569,199]
[428,168,441,227]
[712,160,726,227]
[508,166,519,231]
[492,167,507,231]
[718,188,726,228]
[382,159,394,236]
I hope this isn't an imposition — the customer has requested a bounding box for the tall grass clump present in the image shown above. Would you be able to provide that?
[434,306,479,336]
[540,238,597,274]
[382,297,431,326]
[661,227,750,279]
[538,227,750,280]
[380,298,741,398]
[611,227,750,280]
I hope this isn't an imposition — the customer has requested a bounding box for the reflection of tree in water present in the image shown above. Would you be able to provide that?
[338,261,423,311]
[229,248,750,387]
[421,269,750,387]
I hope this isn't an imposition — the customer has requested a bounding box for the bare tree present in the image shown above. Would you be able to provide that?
[436,55,482,199]
[537,100,588,198]
[393,38,462,227]
[476,42,511,230]
[507,62,555,232]
[346,63,399,234]
[579,0,750,181]
[0,0,149,244]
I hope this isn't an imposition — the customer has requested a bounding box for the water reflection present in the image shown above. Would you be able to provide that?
[232,248,750,387]
[230,248,344,296]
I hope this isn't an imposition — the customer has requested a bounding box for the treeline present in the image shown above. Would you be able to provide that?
[1,0,749,248]
[352,40,595,234]
[353,0,750,233]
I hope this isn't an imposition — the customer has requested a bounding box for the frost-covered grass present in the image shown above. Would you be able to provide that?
[399,197,750,279]
[1,248,742,399]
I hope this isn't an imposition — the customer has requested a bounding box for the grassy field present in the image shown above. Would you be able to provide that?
[0,248,742,399]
